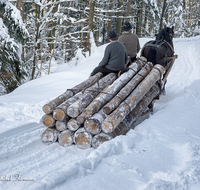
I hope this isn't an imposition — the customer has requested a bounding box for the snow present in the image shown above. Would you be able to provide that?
[0,36,200,190]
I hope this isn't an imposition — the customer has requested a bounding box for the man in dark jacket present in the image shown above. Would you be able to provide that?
[90,30,128,76]
[118,21,140,63]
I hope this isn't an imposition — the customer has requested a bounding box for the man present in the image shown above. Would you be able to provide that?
[118,21,140,62]
[90,30,128,76]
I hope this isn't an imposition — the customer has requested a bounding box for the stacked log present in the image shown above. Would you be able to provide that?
[101,64,165,134]
[40,56,176,149]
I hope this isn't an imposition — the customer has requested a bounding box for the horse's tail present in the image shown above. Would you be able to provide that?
[146,47,157,65]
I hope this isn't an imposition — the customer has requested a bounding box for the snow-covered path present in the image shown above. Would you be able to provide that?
[0,37,200,190]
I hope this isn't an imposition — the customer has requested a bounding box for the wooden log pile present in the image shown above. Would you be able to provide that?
[41,56,176,149]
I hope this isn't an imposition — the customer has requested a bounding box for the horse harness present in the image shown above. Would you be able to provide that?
[141,39,174,65]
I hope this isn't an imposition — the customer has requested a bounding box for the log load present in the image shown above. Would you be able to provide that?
[82,59,146,120]
[101,64,165,133]
[41,55,177,149]
[86,83,160,148]
[42,72,103,114]
[103,62,153,115]
[65,59,147,131]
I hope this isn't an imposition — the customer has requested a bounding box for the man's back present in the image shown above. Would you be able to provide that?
[99,41,127,71]
[118,33,140,58]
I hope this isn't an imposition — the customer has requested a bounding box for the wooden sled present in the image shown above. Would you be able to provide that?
[41,55,177,149]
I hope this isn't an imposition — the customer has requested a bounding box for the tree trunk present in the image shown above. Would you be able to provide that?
[107,0,113,43]
[88,0,95,55]
[111,83,160,138]
[83,60,145,119]
[17,0,24,61]
[42,72,103,114]
[101,64,165,133]
[42,114,56,127]
[116,0,123,36]
[159,0,167,31]
[56,119,69,131]
[91,82,161,148]
[53,92,83,121]
[41,127,59,145]
[92,133,112,148]
[136,1,143,37]
[67,118,82,131]
[124,0,131,18]
[84,108,107,135]
[103,62,153,115]
[73,128,93,149]
[58,130,74,147]
[31,4,40,80]
[67,73,117,118]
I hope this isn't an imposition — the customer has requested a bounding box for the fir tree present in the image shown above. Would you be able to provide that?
[0,0,28,94]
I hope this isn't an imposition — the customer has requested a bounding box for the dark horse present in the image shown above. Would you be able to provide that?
[141,26,174,71]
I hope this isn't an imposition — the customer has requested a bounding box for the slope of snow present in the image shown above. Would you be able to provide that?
[0,36,200,190]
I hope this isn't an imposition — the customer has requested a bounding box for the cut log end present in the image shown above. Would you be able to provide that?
[101,121,115,133]
[42,114,55,127]
[84,118,101,135]
[42,104,52,114]
[74,128,92,149]
[58,130,73,147]
[41,128,59,145]
[92,133,112,148]
[53,109,66,121]
[56,121,67,131]
[102,106,111,115]
[67,119,81,131]
[67,106,80,118]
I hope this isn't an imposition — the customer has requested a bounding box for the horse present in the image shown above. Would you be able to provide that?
[141,26,174,71]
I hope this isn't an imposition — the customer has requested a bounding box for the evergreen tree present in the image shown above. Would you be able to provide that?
[0,0,28,94]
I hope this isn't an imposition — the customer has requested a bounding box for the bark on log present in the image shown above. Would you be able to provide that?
[82,61,145,119]
[56,119,70,131]
[91,83,160,148]
[41,127,59,145]
[92,133,112,149]
[67,73,117,118]
[42,72,103,114]
[67,118,82,131]
[103,62,153,115]
[84,109,107,135]
[76,112,86,124]
[53,92,83,121]
[42,114,56,127]
[58,130,74,147]
[101,64,165,133]
[111,83,160,138]
[73,128,93,149]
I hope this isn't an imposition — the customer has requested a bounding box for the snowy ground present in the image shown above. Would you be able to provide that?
[0,36,200,190]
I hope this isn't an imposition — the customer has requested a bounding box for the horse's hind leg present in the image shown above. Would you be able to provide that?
[146,47,157,65]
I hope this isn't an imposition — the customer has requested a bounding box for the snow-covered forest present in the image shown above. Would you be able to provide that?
[0,0,200,189]
[0,0,200,94]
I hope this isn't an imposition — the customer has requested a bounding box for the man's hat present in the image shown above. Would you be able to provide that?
[107,30,118,38]
[121,21,133,31]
